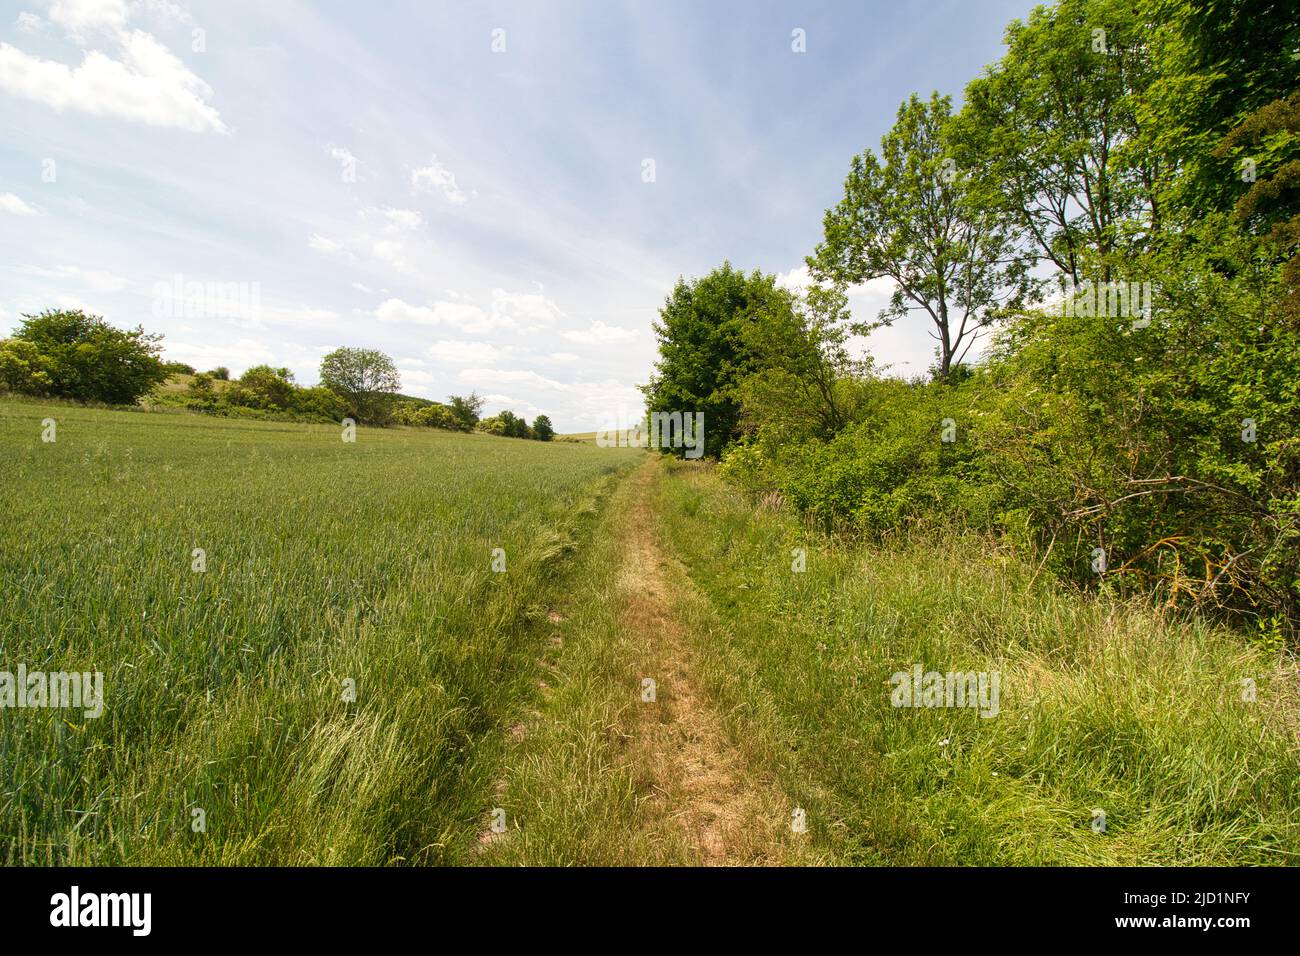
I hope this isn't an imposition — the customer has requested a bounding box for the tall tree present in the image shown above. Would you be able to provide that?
[1140,0,1300,221]
[319,347,401,424]
[810,93,1032,380]
[951,0,1160,281]
[737,283,866,442]
[532,414,555,441]
[641,263,796,458]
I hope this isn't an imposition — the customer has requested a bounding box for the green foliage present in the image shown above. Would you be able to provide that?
[448,392,484,430]
[291,385,348,421]
[11,309,168,405]
[703,1,1300,636]
[225,365,296,411]
[812,92,1034,379]
[394,400,466,431]
[642,262,796,458]
[318,347,402,425]
[952,0,1159,274]
[532,414,555,441]
[477,409,536,439]
[1141,0,1300,220]
[0,339,54,395]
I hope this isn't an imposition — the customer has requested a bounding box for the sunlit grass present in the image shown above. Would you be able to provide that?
[655,460,1300,865]
[0,397,640,864]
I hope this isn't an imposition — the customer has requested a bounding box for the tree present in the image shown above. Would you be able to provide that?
[12,309,168,404]
[187,371,215,401]
[736,283,867,443]
[641,263,795,458]
[319,348,401,424]
[226,365,296,410]
[448,392,484,431]
[532,414,555,441]
[209,366,230,380]
[810,93,1033,381]
[1212,91,1300,320]
[0,339,53,395]
[1140,0,1300,221]
[951,0,1160,280]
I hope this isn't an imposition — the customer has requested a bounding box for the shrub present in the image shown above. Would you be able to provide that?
[11,309,168,405]
[225,365,296,410]
[0,339,54,395]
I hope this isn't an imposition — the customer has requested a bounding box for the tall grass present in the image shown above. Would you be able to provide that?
[655,459,1300,865]
[0,398,640,864]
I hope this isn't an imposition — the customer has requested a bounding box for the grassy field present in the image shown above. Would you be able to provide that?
[649,460,1300,864]
[2,398,1295,866]
[0,397,641,864]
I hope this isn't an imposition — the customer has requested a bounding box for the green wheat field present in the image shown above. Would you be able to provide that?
[1,397,1296,865]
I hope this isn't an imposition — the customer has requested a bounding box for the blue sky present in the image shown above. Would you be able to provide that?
[1,0,1033,431]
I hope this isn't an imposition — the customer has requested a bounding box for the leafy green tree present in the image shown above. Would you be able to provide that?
[532,414,555,441]
[1212,90,1300,320]
[0,339,53,395]
[319,347,402,425]
[209,366,230,380]
[1141,0,1300,221]
[448,392,484,431]
[12,309,168,404]
[641,263,795,458]
[736,284,867,444]
[952,0,1160,279]
[185,371,215,408]
[811,93,1033,381]
[290,386,348,421]
[226,365,296,410]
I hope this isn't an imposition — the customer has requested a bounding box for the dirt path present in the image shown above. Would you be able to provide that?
[616,458,796,865]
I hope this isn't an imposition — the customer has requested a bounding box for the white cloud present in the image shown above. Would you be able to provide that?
[482,392,543,416]
[160,337,280,373]
[47,0,130,37]
[490,286,564,330]
[18,263,131,292]
[370,239,410,272]
[326,144,358,179]
[410,154,468,204]
[426,339,501,364]
[560,319,638,345]
[369,287,567,336]
[16,12,44,33]
[307,232,348,256]
[775,264,815,294]
[258,305,340,329]
[0,192,42,215]
[549,352,579,362]
[460,368,569,391]
[373,297,440,326]
[363,206,424,231]
[0,27,227,133]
